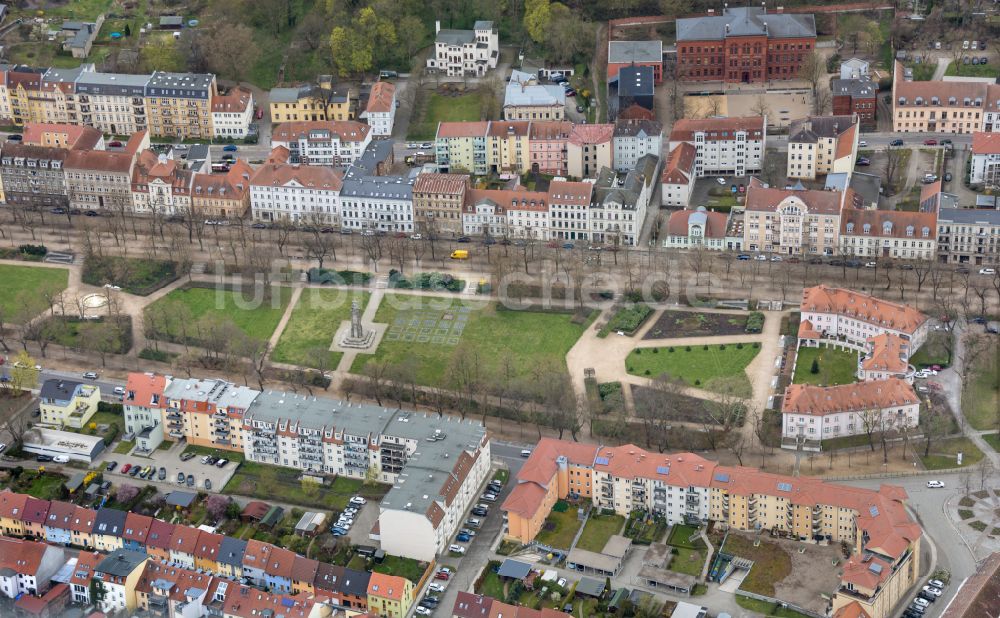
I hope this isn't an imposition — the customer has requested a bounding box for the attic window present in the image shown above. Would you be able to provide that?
[914,97,924,105]
[846,222,854,234]
[905,225,914,237]
[862,223,871,234]
[949,96,957,105]
[931,96,940,105]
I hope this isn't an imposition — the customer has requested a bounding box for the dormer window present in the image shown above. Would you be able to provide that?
[915,97,924,105]
[922,226,930,237]
[846,222,855,233]
[975,97,983,106]
[883,222,893,234]
[931,96,940,105]
[964,97,971,105]
[898,97,907,105]
[863,223,872,234]
[949,96,957,105]
[905,225,914,236]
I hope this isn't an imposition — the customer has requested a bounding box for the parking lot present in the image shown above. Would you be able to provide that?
[93,441,240,493]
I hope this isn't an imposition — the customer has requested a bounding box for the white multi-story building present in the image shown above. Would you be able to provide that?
[0,537,65,599]
[663,207,730,250]
[798,284,930,350]
[743,179,847,256]
[549,180,594,242]
[660,142,697,207]
[970,131,1000,185]
[668,116,765,177]
[211,87,254,139]
[612,119,662,172]
[130,150,192,216]
[270,120,372,166]
[839,208,937,261]
[338,168,414,232]
[122,372,168,455]
[249,155,342,224]
[781,378,920,440]
[462,187,551,239]
[590,155,659,246]
[426,20,499,77]
[361,81,396,137]
[786,115,859,180]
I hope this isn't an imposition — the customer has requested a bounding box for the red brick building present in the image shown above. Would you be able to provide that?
[676,6,816,84]
[608,40,663,84]
[832,78,878,126]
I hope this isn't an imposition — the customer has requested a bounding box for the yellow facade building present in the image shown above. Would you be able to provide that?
[269,78,355,123]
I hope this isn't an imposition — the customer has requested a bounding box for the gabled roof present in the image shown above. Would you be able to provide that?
[670,116,765,142]
[22,497,51,525]
[272,120,371,144]
[800,285,928,334]
[677,7,816,41]
[661,142,697,185]
[367,572,410,601]
[93,507,127,536]
[972,131,1000,155]
[218,536,247,567]
[146,519,176,550]
[365,81,396,114]
[169,523,201,554]
[666,207,728,239]
[124,372,168,408]
[0,490,28,520]
[122,512,153,544]
[0,537,54,576]
[782,378,919,417]
[193,530,224,562]
[250,162,343,191]
[744,183,845,215]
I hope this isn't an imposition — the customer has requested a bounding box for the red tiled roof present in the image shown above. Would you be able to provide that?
[250,162,343,191]
[464,187,549,213]
[782,378,919,417]
[366,81,396,114]
[800,285,927,334]
[860,333,910,374]
[972,131,1000,154]
[547,180,592,204]
[666,207,728,239]
[146,519,175,550]
[193,530,223,562]
[367,572,410,601]
[170,524,200,554]
[122,512,153,544]
[670,116,765,141]
[22,123,103,150]
[745,184,845,215]
[437,121,490,139]
[22,497,50,525]
[272,120,370,143]
[212,87,253,113]
[192,160,253,201]
[125,372,168,409]
[0,490,29,521]
[0,537,53,575]
[569,123,614,145]
[413,173,469,195]
[661,142,697,185]
[840,207,936,239]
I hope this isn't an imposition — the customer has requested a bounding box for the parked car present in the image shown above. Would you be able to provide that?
[913,597,930,608]
[434,571,450,581]
[456,533,471,542]
[928,579,946,589]
[944,172,953,182]
[53,455,70,464]
[979,267,997,275]
[121,463,132,474]
[449,544,466,554]
[923,139,938,145]
[737,254,751,261]
[216,458,229,468]
[428,583,446,593]
[349,496,367,506]
[926,480,945,488]
[856,157,871,166]
[83,371,98,379]
[520,449,532,457]
[459,528,477,537]
[922,585,942,597]
[158,467,166,480]
[415,607,432,616]
[113,386,126,396]
[129,466,141,477]
[187,474,195,487]
[465,518,482,528]
[890,139,904,146]
[330,527,348,536]
[223,145,238,152]
[106,461,118,472]
[36,455,53,462]
[204,479,212,490]
[177,472,186,484]
[180,452,196,462]
[420,596,439,608]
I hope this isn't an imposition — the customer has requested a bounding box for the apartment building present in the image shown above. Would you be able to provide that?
[590,155,659,246]
[549,180,595,242]
[94,549,149,614]
[21,122,103,150]
[832,78,878,125]
[970,131,1000,185]
[613,118,663,172]
[892,62,985,134]
[367,573,415,618]
[799,285,929,351]
[426,20,499,77]
[338,168,414,232]
[268,80,355,123]
[675,6,816,84]
[144,71,216,139]
[435,121,489,175]
[162,377,257,453]
[211,86,254,139]
[271,120,372,166]
[839,208,937,261]
[660,142,698,207]
[504,70,566,121]
[192,160,253,219]
[130,150,193,216]
[65,130,147,213]
[936,207,1000,265]
[858,333,915,383]
[122,372,167,454]
[787,115,859,180]
[487,120,532,174]
[361,81,396,136]
[0,142,68,210]
[249,155,343,224]
[462,187,550,238]
[529,121,573,176]
[743,179,848,255]
[4,68,46,126]
[669,116,766,177]
[781,378,920,440]
[0,537,64,600]
[74,70,150,135]
[39,379,100,429]
[412,172,470,235]
[567,123,614,179]
[663,206,730,250]
[26,67,82,125]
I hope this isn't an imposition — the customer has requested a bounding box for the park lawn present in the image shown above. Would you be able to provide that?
[910,330,952,368]
[350,295,592,388]
[272,289,371,369]
[723,533,792,597]
[669,547,705,576]
[0,264,68,320]
[625,343,759,397]
[146,286,292,342]
[576,513,625,552]
[223,461,386,510]
[792,346,858,386]
[536,507,585,550]
[372,555,429,583]
[983,433,1000,453]
[407,91,485,140]
[920,437,985,470]
[42,317,132,354]
[963,340,998,431]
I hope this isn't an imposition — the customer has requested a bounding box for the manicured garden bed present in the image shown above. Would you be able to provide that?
[643,310,749,339]
[598,303,652,337]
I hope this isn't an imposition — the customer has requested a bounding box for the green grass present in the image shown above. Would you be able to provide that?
[722,533,791,597]
[113,440,134,455]
[41,317,132,355]
[477,563,506,598]
[735,596,814,618]
[792,346,858,386]
[407,91,486,141]
[536,506,586,549]
[372,554,430,583]
[81,255,178,296]
[666,524,702,549]
[181,444,245,464]
[272,289,370,369]
[350,295,592,389]
[598,303,653,337]
[821,433,877,450]
[625,343,759,397]
[910,330,952,368]
[945,60,1000,79]
[78,411,124,436]
[670,547,705,576]
[17,471,68,500]
[983,433,1000,452]
[146,286,291,344]
[920,437,985,470]
[223,461,386,510]
[19,0,113,19]
[963,340,998,431]
[576,513,625,552]
[0,265,68,320]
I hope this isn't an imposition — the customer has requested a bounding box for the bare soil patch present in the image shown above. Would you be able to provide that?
[643,310,748,339]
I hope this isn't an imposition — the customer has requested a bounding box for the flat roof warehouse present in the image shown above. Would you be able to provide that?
[22,427,106,463]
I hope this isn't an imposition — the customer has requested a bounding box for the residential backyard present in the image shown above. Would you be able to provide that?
[575,512,625,552]
[792,346,858,386]
[272,289,371,369]
[223,462,386,510]
[625,343,759,397]
[536,502,585,549]
[910,330,952,368]
[718,532,791,597]
[406,89,489,141]
[0,264,68,318]
[145,285,292,344]
[350,295,593,388]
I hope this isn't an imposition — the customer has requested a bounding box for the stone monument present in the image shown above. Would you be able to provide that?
[339,300,375,349]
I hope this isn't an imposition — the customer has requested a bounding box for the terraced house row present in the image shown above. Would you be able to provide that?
[0,495,411,617]
[123,372,490,561]
[502,439,921,618]
[0,63,256,139]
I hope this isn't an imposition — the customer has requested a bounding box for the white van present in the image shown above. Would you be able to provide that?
[520,449,532,457]
[53,455,70,463]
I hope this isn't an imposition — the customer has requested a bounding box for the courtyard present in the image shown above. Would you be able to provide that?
[792,346,858,386]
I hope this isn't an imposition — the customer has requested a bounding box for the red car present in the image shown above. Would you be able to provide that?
[434,572,450,581]
[109,140,123,147]
[923,139,938,145]
[120,463,132,473]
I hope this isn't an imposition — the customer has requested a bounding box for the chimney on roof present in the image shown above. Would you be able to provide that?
[435,20,441,34]
[725,24,730,34]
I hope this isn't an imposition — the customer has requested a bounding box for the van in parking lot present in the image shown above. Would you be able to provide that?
[450,249,469,260]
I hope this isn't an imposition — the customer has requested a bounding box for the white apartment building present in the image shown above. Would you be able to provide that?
[663,207,730,250]
[798,285,929,350]
[743,180,847,256]
[212,87,254,139]
[668,116,765,177]
[270,120,372,166]
[361,81,396,137]
[839,209,937,261]
[786,115,859,180]
[970,131,1000,185]
[590,155,659,247]
[249,161,342,224]
[130,150,192,216]
[660,142,697,207]
[338,169,414,232]
[0,538,65,599]
[781,378,920,440]
[612,119,662,172]
[549,180,594,242]
[426,20,499,77]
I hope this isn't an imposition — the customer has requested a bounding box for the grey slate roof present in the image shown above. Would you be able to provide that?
[497,559,532,579]
[608,41,662,64]
[218,536,247,567]
[165,491,197,508]
[473,21,494,30]
[353,139,395,176]
[789,116,854,143]
[436,29,476,45]
[504,81,566,108]
[146,71,214,98]
[97,549,147,577]
[677,7,816,41]
[576,576,608,597]
[269,87,305,103]
[938,207,1000,224]
[159,16,184,27]
[93,508,127,536]
[40,379,84,403]
[849,172,882,208]
[163,378,259,412]
[341,170,414,200]
[613,118,662,138]
[618,65,654,97]
[831,78,877,98]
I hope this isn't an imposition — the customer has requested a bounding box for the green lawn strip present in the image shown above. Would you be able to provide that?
[113,441,134,455]
[792,346,858,386]
[983,433,1000,453]
[0,264,69,319]
[181,444,245,464]
[146,286,292,343]
[945,60,1000,78]
[669,547,705,576]
[723,533,791,597]
[371,555,430,583]
[2,471,69,501]
[575,513,625,552]
[223,461,385,511]
[963,341,999,431]
[350,295,591,388]
[42,317,132,354]
[920,437,985,470]
[407,91,485,141]
[272,289,370,369]
[626,343,758,396]
[735,595,814,618]
[910,330,952,368]
[666,524,702,549]
[536,506,585,549]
